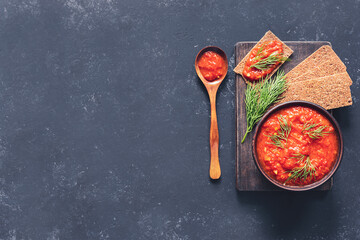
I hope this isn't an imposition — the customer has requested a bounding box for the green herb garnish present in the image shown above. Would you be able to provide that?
[285,153,317,184]
[290,153,306,162]
[267,115,291,148]
[241,71,288,143]
[302,121,318,132]
[253,44,265,61]
[250,53,289,71]
[302,121,331,139]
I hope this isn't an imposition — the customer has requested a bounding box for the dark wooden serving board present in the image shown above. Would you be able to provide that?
[235,41,333,191]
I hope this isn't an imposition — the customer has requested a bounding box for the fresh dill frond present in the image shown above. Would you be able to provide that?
[277,115,291,141]
[253,44,265,61]
[290,153,306,163]
[285,154,317,184]
[267,115,291,148]
[250,53,290,71]
[268,134,284,148]
[241,71,288,143]
[302,121,331,139]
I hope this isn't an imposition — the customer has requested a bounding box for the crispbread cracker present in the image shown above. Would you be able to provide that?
[290,57,346,82]
[285,45,331,80]
[285,45,346,83]
[287,72,353,86]
[233,31,293,84]
[278,72,353,110]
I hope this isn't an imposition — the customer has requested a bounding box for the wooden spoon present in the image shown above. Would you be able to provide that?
[195,46,228,179]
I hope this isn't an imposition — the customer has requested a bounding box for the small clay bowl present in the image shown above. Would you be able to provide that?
[252,101,343,191]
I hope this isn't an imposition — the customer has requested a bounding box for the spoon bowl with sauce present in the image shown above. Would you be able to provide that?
[195,46,228,179]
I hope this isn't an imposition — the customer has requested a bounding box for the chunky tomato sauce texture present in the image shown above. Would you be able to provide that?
[198,51,227,81]
[256,106,338,186]
[243,40,283,81]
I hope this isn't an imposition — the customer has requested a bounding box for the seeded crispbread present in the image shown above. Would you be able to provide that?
[284,45,331,80]
[233,31,293,84]
[285,45,346,83]
[289,57,346,82]
[277,72,353,110]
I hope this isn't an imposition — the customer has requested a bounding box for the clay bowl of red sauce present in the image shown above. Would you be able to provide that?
[252,101,343,191]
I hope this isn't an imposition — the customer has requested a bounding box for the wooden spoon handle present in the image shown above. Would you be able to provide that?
[209,90,221,179]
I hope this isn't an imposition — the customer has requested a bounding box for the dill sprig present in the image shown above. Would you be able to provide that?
[267,115,291,148]
[290,153,306,162]
[241,71,288,143]
[250,53,289,71]
[253,44,265,61]
[302,121,331,139]
[285,153,317,184]
[268,134,284,148]
[302,121,318,132]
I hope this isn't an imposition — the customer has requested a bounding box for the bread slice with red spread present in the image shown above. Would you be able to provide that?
[234,31,293,83]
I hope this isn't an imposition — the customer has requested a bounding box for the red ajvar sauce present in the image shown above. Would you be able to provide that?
[198,51,227,81]
[243,40,284,82]
[256,106,338,186]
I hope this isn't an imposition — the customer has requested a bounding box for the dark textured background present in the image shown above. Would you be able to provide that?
[0,0,359,239]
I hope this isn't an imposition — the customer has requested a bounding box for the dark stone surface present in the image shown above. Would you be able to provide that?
[0,0,359,239]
